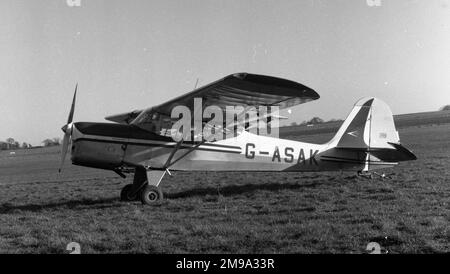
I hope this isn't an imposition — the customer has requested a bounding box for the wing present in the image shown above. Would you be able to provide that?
[106,73,320,135]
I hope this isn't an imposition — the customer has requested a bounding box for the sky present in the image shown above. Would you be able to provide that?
[0,0,449,145]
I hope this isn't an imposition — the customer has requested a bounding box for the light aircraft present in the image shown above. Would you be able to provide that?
[59,73,417,205]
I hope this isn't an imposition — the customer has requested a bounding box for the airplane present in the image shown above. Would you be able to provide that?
[59,73,417,205]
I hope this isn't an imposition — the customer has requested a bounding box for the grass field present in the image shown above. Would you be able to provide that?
[0,122,449,253]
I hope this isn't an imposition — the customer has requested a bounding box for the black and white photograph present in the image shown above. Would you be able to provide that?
[0,0,449,260]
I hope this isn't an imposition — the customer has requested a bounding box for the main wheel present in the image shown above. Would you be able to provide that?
[140,185,163,205]
[120,184,138,201]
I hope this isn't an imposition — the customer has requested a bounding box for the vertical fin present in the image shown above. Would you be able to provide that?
[328,98,374,149]
[328,97,400,150]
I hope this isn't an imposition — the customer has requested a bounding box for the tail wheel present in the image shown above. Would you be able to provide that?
[140,185,163,205]
[120,184,138,201]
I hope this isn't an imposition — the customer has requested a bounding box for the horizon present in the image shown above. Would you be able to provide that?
[2,106,448,148]
[1,0,449,145]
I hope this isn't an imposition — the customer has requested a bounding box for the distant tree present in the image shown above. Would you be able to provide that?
[52,137,61,145]
[0,142,7,150]
[290,122,298,126]
[42,139,54,147]
[328,118,343,123]
[22,142,28,149]
[308,117,324,125]
[42,138,61,147]
[440,105,450,111]
[6,138,15,145]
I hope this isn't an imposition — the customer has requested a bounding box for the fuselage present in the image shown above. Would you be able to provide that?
[69,122,395,173]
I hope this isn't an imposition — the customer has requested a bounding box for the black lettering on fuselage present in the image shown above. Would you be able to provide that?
[297,149,305,164]
[285,147,294,163]
[272,146,281,162]
[310,149,319,165]
[246,143,255,159]
[244,143,319,166]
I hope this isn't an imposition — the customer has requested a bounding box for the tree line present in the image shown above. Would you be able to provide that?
[0,137,61,150]
[288,104,450,127]
[289,117,343,127]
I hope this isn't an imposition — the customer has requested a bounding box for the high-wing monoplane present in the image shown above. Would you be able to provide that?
[59,73,416,205]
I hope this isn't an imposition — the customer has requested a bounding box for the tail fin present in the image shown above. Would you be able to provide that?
[327,97,416,165]
[328,97,398,149]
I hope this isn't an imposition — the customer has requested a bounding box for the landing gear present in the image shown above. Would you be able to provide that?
[120,183,164,204]
[119,167,167,205]
[120,184,138,201]
[140,185,164,205]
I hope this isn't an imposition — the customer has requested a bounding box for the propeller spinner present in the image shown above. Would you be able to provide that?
[59,84,77,172]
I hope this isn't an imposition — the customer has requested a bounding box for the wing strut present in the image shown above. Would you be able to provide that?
[163,139,207,171]
[162,140,184,174]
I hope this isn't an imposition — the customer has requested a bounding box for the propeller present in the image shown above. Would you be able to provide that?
[59,84,77,172]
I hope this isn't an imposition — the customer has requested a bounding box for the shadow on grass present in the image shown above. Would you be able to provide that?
[1,181,327,213]
[166,181,324,199]
[0,197,119,214]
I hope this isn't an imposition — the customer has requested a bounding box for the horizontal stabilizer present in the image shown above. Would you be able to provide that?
[335,142,417,162]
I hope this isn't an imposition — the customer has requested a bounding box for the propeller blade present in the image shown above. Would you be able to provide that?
[59,84,77,173]
[67,84,77,124]
[59,126,71,173]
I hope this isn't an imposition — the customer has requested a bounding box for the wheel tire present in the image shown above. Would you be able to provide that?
[120,184,138,201]
[140,185,163,205]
